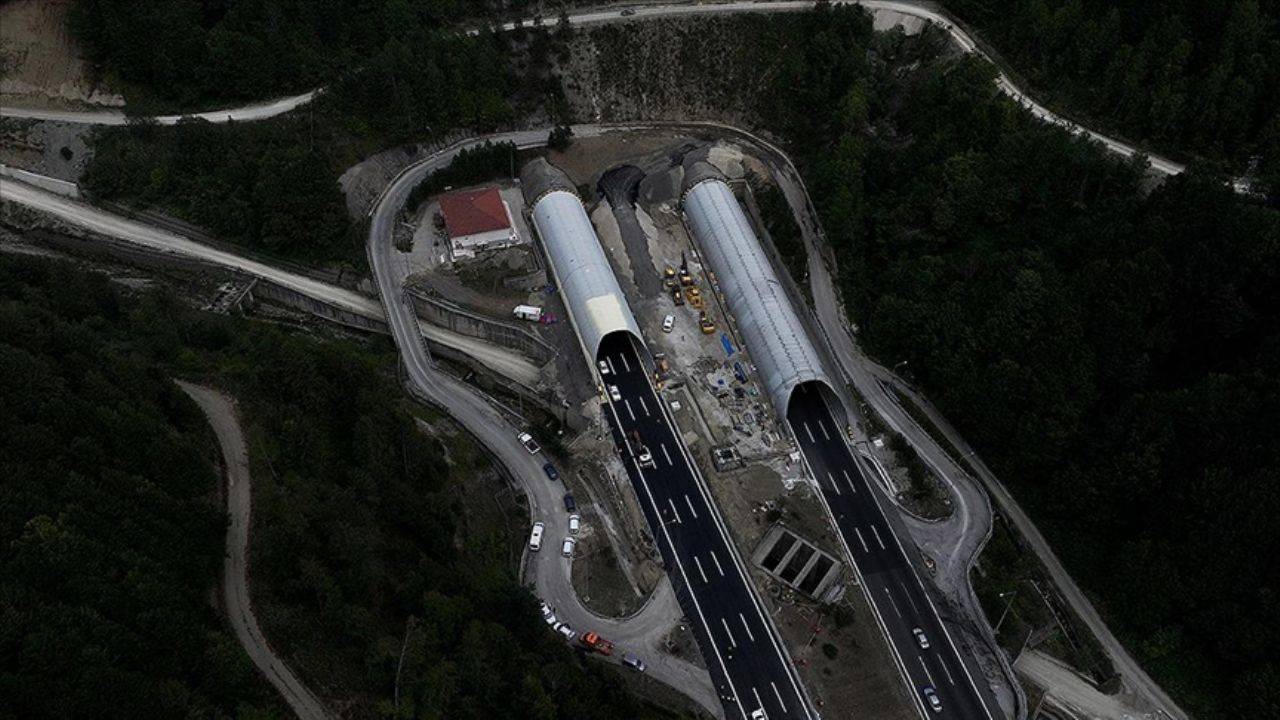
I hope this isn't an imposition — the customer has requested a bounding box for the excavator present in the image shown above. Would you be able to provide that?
[699,311,716,334]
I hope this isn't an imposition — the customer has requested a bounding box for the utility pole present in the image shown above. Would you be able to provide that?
[995,588,1019,634]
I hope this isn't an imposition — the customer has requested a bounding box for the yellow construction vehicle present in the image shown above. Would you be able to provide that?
[663,266,677,289]
[699,311,716,334]
[687,286,704,309]
[678,252,695,286]
[672,286,685,306]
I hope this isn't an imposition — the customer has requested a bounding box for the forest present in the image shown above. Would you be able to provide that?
[943,0,1280,191]
[0,254,678,719]
[758,7,1279,717]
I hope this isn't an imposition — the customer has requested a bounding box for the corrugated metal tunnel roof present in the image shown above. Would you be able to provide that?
[681,163,839,418]
[521,158,644,362]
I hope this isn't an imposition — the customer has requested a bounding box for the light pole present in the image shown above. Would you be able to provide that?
[893,360,909,374]
[995,589,1019,634]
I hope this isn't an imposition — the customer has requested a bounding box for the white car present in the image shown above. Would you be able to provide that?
[662,314,675,333]
[568,514,581,535]
[598,359,611,376]
[518,432,541,454]
[750,709,768,720]
[912,627,930,650]
[539,601,556,625]
[922,686,942,713]
[638,449,655,468]
[553,622,576,641]
[528,522,545,551]
[608,384,622,401]
[561,537,577,557]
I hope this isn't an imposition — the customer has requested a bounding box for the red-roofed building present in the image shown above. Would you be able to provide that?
[438,187,521,259]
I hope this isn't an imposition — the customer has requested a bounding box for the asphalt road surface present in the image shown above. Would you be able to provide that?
[787,383,997,719]
[598,332,813,720]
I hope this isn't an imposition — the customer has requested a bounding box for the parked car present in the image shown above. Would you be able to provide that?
[518,432,541,454]
[539,601,556,625]
[563,493,576,512]
[621,653,646,672]
[921,686,942,713]
[608,384,622,401]
[528,522,544,551]
[561,537,577,557]
[662,314,675,333]
[912,627,930,650]
[553,622,576,641]
[543,463,559,481]
[568,514,581,535]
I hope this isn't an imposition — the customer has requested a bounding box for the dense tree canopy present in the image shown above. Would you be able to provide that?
[944,0,1280,189]
[0,258,283,718]
[69,0,509,110]
[760,9,1280,716]
[0,255,679,718]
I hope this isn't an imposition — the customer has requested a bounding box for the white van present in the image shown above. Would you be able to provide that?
[529,522,545,551]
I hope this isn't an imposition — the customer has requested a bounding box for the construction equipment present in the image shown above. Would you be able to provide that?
[699,311,716,334]
[679,252,695,286]
[653,353,670,376]
[663,265,677,289]
[580,632,615,655]
[672,286,685,306]
[687,286,704,309]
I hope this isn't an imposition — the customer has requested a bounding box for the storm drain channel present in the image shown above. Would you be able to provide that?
[751,525,842,600]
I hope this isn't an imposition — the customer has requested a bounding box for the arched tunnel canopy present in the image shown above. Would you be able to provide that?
[681,163,844,425]
[523,159,645,366]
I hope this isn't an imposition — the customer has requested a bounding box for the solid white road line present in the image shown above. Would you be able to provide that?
[940,654,957,686]
[739,613,756,643]
[871,525,886,550]
[685,493,699,519]
[884,587,903,618]
[771,682,788,713]
[842,468,857,493]
[639,396,650,416]
[818,419,830,440]
[694,555,709,584]
[854,527,870,552]
[624,398,635,421]
[804,422,815,442]
[721,617,738,647]
[661,443,673,466]
[668,497,682,524]
[901,582,920,613]
[710,550,725,576]
[826,471,842,496]
[918,656,936,688]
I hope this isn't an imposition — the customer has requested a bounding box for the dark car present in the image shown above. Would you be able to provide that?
[563,493,577,512]
[543,463,559,481]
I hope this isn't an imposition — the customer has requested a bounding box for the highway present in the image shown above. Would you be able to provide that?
[364,132,727,716]
[787,383,996,719]
[597,332,813,720]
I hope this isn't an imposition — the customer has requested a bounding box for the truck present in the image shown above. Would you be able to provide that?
[687,286,704,309]
[579,631,615,655]
[513,304,543,322]
[671,286,685,306]
[699,311,716,334]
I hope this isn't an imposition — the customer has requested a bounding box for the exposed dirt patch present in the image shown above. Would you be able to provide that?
[0,0,123,109]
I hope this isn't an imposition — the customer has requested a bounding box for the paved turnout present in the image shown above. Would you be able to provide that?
[598,333,813,720]
[787,384,997,719]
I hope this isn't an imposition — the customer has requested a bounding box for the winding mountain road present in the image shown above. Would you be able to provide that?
[364,129,725,717]
[175,380,332,720]
[1,0,1234,192]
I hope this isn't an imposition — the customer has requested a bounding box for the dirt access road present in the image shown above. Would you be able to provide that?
[176,381,332,720]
